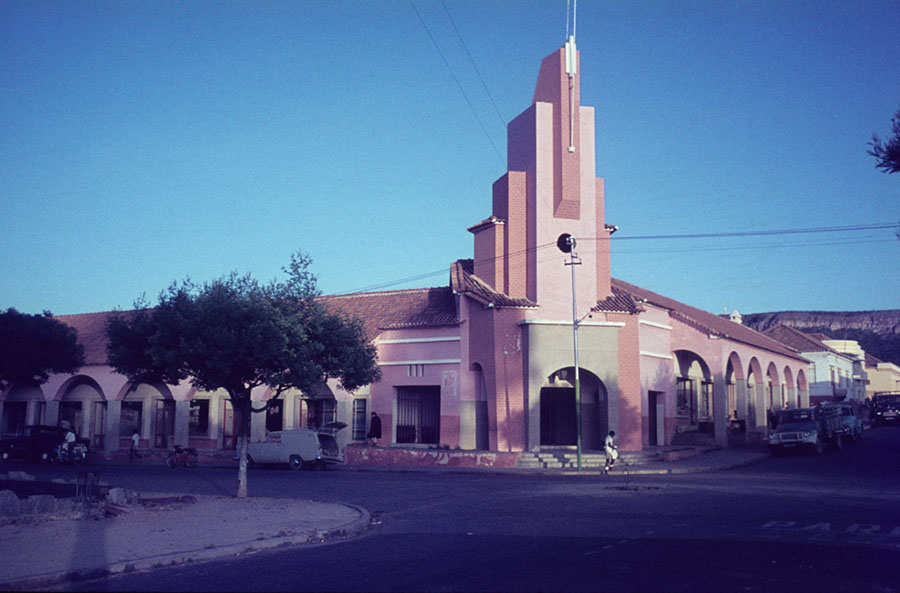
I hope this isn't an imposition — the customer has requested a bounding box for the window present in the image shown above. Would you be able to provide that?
[265,399,283,432]
[726,381,737,420]
[306,399,336,428]
[676,378,694,418]
[700,381,713,418]
[407,364,425,377]
[396,386,440,444]
[1,402,26,437]
[120,401,143,437]
[59,401,82,432]
[189,399,210,437]
[352,399,367,441]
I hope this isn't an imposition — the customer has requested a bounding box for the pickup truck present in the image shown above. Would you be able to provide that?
[768,407,844,455]
[872,392,900,426]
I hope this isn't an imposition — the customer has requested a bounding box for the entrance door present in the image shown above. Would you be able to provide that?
[92,401,106,449]
[221,399,241,450]
[648,391,664,446]
[154,400,175,449]
[540,387,576,446]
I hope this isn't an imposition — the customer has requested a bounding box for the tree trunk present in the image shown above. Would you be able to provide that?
[234,392,253,499]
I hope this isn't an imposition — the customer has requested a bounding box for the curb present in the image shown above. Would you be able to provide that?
[1,504,371,592]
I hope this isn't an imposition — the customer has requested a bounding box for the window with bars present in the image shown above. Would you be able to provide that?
[676,377,694,418]
[352,399,367,441]
[700,381,713,418]
[396,386,440,444]
[189,399,210,437]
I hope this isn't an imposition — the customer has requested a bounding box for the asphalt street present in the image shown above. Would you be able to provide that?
[24,426,900,592]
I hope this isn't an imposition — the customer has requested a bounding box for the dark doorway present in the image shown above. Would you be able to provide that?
[648,391,661,446]
[540,387,576,446]
[396,386,440,444]
[154,400,175,449]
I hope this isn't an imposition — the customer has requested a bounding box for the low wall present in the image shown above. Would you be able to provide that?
[346,446,521,468]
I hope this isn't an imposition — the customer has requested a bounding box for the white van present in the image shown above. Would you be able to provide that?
[247,422,346,470]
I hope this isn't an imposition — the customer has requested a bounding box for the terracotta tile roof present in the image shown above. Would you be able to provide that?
[467,215,505,233]
[865,352,884,366]
[450,260,538,308]
[610,278,808,362]
[54,311,119,366]
[591,284,644,314]
[807,332,833,341]
[55,287,460,366]
[762,324,833,353]
[320,287,458,338]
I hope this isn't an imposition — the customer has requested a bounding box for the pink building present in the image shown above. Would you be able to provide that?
[0,42,810,463]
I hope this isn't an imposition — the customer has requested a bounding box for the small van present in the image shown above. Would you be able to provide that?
[247,423,346,470]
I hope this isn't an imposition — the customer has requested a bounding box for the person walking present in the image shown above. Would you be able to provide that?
[367,412,382,446]
[604,430,618,473]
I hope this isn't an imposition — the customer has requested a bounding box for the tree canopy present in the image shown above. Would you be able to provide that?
[868,107,900,175]
[0,308,85,391]
[105,251,380,497]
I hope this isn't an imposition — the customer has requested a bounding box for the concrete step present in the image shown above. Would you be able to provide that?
[515,448,664,470]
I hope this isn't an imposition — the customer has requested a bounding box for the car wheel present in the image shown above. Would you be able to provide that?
[857,427,863,440]
[289,455,303,471]
[832,433,843,450]
[814,438,824,455]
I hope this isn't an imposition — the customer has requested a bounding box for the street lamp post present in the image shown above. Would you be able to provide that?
[558,233,583,471]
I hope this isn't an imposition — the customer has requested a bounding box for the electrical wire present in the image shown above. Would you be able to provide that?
[440,0,507,129]
[334,222,898,295]
[410,1,506,168]
[606,222,898,242]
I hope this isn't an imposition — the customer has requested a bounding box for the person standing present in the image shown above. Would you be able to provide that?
[130,430,141,461]
[604,430,617,473]
[367,412,382,446]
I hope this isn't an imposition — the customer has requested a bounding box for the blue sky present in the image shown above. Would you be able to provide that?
[2,0,898,317]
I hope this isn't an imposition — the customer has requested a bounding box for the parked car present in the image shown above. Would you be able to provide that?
[246,423,346,470]
[872,393,900,426]
[768,407,843,455]
[0,425,90,464]
[823,402,863,441]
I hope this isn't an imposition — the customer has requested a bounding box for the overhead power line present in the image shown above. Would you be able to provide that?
[410,1,506,168]
[607,222,898,241]
[440,0,507,129]
[336,222,898,295]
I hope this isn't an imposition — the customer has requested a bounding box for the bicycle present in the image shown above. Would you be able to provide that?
[165,445,198,468]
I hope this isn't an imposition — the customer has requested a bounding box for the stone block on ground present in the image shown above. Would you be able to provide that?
[0,490,20,516]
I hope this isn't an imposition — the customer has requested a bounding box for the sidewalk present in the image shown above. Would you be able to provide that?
[0,446,767,591]
[0,493,370,591]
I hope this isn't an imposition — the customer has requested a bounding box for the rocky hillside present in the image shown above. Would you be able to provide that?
[742,310,900,366]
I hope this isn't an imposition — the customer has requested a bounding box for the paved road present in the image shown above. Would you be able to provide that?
[35,427,900,592]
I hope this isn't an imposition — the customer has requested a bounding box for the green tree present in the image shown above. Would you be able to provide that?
[0,308,85,391]
[868,107,900,174]
[106,251,379,498]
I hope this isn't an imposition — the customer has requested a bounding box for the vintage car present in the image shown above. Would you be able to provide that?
[768,407,843,455]
[872,393,900,426]
[0,425,90,464]
[822,402,863,441]
[246,422,346,470]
